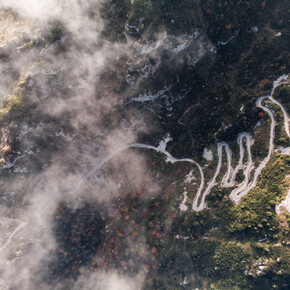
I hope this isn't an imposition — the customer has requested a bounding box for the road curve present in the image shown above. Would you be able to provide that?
[83,135,205,206]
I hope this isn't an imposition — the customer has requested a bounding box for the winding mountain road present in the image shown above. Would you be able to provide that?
[230,75,289,202]
[85,75,289,212]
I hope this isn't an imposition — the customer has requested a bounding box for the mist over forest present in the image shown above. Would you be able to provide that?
[0,1,289,289]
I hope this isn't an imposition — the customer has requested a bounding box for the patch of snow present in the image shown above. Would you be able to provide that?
[1,148,34,170]
[258,235,268,242]
[251,26,259,32]
[175,235,189,240]
[0,192,18,204]
[55,130,76,142]
[217,30,239,46]
[157,134,172,151]
[126,17,145,34]
[184,170,196,183]
[139,59,161,79]
[45,69,58,75]
[254,121,261,129]
[203,148,213,161]
[180,277,188,286]
[13,167,28,173]
[281,147,290,155]
[140,64,150,79]
[276,189,290,214]
[179,188,188,211]
[126,74,137,87]
[131,85,173,103]
[172,33,199,53]
[136,31,167,56]
[221,122,232,131]
[173,41,191,53]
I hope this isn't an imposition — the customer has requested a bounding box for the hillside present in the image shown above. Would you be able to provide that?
[0,1,289,289]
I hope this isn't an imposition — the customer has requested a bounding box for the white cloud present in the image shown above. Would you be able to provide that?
[73,270,145,290]
[2,0,62,19]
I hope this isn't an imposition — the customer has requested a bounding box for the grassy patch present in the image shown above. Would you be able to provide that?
[226,154,290,239]
[0,81,26,125]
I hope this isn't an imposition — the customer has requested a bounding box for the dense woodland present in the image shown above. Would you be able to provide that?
[0,0,289,289]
